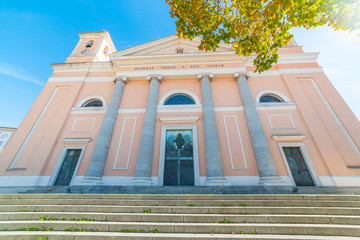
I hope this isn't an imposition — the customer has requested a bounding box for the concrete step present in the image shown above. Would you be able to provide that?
[1,232,359,240]
[1,193,359,239]
[1,194,360,201]
[1,212,360,225]
[1,221,360,237]
[1,199,359,207]
[1,205,360,215]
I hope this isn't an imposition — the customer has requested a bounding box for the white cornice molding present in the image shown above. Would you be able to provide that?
[70,107,107,114]
[272,135,306,141]
[111,52,246,66]
[49,66,323,83]
[0,127,16,132]
[159,116,200,123]
[62,137,92,143]
[51,62,113,72]
[157,105,202,113]
[255,102,296,110]
[50,53,318,75]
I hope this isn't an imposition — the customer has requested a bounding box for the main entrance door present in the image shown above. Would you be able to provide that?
[164,130,194,186]
[283,147,315,186]
[54,149,82,186]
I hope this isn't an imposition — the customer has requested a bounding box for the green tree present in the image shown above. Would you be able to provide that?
[167,0,360,72]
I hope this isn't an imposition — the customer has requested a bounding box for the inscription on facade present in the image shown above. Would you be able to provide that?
[133,64,226,71]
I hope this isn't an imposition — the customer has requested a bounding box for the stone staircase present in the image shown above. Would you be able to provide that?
[0,194,359,239]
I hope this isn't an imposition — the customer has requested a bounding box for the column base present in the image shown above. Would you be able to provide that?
[128,177,153,186]
[205,177,231,186]
[259,176,288,186]
[79,177,103,185]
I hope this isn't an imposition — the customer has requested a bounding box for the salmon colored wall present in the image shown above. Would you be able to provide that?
[215,111,258,176]
[211,77,242,107]
[0,81,83,176]
[42,113,105,176]
[103,113,144,177]
[282,73,360,176]
[120,80,149,109]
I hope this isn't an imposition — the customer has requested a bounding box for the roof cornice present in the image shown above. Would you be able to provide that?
[51,62,113,72]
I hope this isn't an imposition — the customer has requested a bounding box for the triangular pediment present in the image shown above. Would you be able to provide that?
[111,34,234,58]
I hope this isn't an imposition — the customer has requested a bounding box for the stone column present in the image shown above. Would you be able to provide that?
[81,76,127,185]
[130,75,162,186]
[234,72,284,186]
[198,73,230,186]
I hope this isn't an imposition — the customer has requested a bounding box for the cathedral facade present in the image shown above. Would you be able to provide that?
[0,31,359,187]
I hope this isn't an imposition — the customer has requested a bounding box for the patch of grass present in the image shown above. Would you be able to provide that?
[68,218,94,221]
[14,227,53,232]
[139,229,146,233]
[187,204,196,207]
[143,209,151,214]
[39,215,58,221]
[221,204,232,207]
[119,229,137,232]
[64,228,99,232]
[219,219,232,223]
[239,231,244,234]
[36,237,48,240]
[20,210,29,212]
[242,220,247,223]
[149,229,159,233]
[239,204,247,206]
[252,231,258,234]
[154,204,159,206]
[238,212,243,214]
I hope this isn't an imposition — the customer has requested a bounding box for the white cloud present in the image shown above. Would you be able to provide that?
[0,62,44,86]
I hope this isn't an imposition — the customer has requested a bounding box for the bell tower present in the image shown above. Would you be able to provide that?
[65,31,116,63]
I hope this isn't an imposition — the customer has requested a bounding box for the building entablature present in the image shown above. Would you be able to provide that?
[51,62,113,72]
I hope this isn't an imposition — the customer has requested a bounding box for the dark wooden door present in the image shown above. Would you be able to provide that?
[54,149,82,186]
[283,147,315,186]
[164,130,194,186]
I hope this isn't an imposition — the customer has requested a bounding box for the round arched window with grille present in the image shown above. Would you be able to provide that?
[81,99,103,107]
[259,94,284,103]
[164,94,195,105]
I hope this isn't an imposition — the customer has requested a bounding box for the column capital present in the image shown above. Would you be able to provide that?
[234,72,248,79]
[114,76,128,83]
[197,73,214,80]
[146,74,162,82]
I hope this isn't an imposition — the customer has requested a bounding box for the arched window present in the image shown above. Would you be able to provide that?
[164,94,195,105]
[86,40,94,48]
[81,99,103,107]
[259,94,284,103]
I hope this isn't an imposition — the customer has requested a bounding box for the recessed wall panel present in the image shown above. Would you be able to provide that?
[114,117,137,169]
[223,115,247,169]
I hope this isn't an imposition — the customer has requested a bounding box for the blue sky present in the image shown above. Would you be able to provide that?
[0,0,359,128]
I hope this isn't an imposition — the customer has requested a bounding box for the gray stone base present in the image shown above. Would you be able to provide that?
[79,177,103,185]
[1,185,360,195]
[129,177,153,186]
[259,176,289,186]
[205,177,231,186]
